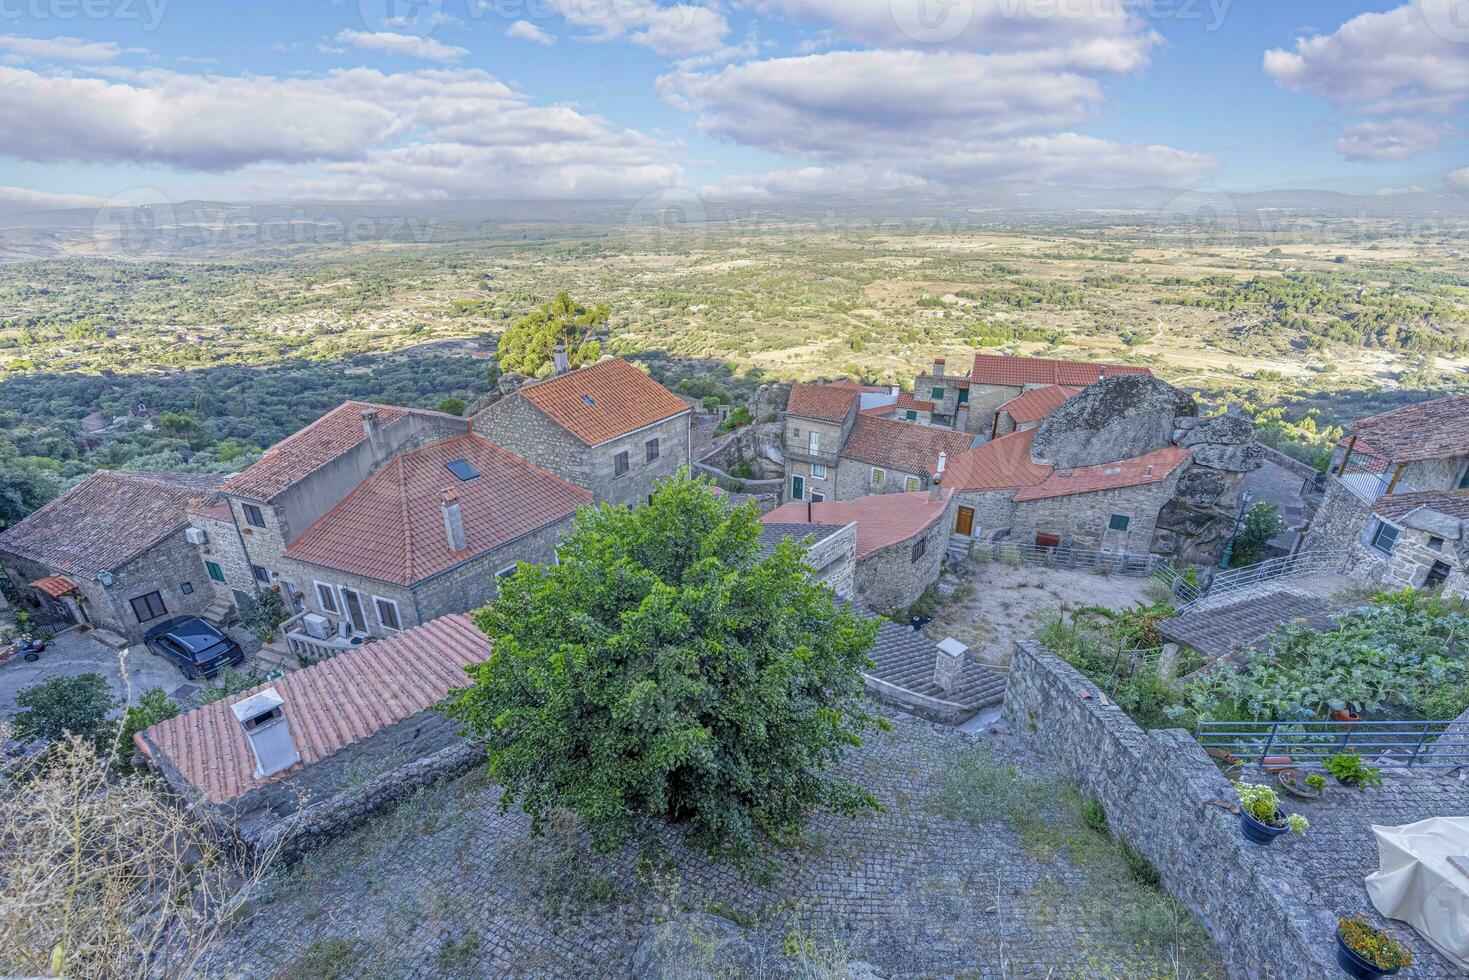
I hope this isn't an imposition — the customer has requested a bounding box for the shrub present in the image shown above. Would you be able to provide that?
[113,688,178,770]
[238,588,286,642]
[1325,753,1383,789]
[436,396,467,416]
[12,673,117,746]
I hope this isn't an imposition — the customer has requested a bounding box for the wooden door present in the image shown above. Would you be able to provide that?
[955,506,975,537]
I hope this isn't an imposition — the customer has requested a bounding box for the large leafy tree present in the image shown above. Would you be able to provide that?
[496,291,606,376]
[442,472,883,858]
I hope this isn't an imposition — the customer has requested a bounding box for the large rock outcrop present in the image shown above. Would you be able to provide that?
[1030,375,1197,468]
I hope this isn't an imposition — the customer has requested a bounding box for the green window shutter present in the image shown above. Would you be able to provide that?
[206,561,225,583]
[931,386,945,401]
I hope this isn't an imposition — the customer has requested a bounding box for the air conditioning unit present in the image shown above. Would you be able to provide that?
[184,527,208,546]
[301,613,332,640]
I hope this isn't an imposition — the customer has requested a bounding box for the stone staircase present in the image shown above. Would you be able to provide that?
[251,638,299,675]
[201,596,235,627]
[946,534,972,563]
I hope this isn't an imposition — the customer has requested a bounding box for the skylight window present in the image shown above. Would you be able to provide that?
[581,394,596,406]
[445,460,480,481]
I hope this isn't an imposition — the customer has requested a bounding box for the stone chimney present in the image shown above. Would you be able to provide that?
[933,356,946,378]
[552,344,570,375]
[890,384,900,397]
[929,452,947,502]
[230,687,300,780]
[933,637,967,695]
[361,406,379,439]
[441,489,468,552]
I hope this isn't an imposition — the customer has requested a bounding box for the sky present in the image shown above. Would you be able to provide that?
[1,0,1468,209]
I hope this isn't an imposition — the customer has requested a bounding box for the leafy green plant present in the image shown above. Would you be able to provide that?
[1228,503,1286,567]
[1233,782,1308,835]
[13,673,117,746]
[1338,916,1412,971]
[113,688,178,770]
[1325,753,1382,789]
[238,588,286,642]
[1305,774,1327,792]
[496,291,604,376]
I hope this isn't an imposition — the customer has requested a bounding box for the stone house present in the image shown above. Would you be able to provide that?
[1329,491,1469,597]
[471,357,692,509]
[757,520,858,598]
[991,385,1078,438]
[914,354,1152,434]
[134,614,490,855]
[764,488,954,614]
[1301,395,1469,589]
[781,382,861,504]
[0,470,227,646]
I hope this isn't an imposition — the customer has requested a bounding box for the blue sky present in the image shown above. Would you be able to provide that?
[0,0,1465,209]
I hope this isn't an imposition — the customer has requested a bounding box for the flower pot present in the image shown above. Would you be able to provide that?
[1276,768,1322,800]
[1239,807,1290,845]
[1262,755,1294,773]
[1335,929,1401,979]
[1333,709,1360,723]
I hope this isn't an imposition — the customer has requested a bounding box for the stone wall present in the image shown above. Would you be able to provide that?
[1005,642,1344,980]
[853,503,951,613]
[803,521,858,599]
[1011,471,1183,553]
[1299,478,1373,562]
[951,489,1017,542]
[832,458,929,500]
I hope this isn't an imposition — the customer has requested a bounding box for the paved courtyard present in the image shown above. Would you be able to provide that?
[207,716,1225,979]
[0,628,182,720]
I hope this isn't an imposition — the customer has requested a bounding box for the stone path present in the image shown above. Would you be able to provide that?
[207,717,1225,979]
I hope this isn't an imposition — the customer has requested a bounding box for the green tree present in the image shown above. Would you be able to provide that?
[436,397,468,417]
[442,472,883,858]
[496,291,606,376]
[0,439,62,531]
[1230,502,1287,567]
[113,688,179,770]
[13,674,118,745]
[157,410,203,448]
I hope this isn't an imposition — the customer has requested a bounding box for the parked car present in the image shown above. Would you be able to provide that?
[143,617,245,679]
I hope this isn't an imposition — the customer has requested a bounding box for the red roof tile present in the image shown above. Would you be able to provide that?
[997,385,1079,425]
[137,614,490,804]
[29,575,77,597]
[1344,394,1469,464]
[764,492,949,558]
[839,416,975,476]
[1013,445,1190,502]
[284,435,591,585]
[517,358,690,446]
[945,429,1053,492]
[222,401,458,502]
[787,382,860,423]
[0,470,224,577]
[969,354,1151,388]
[1373,489,1469,522]
[897,392,936,413]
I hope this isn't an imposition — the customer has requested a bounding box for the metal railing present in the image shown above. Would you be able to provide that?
[1169,548,1349,615]
[1337,470,1420,506]
[781,440,841,465]
[1197,719,1469,769]
[967,539,1162,577]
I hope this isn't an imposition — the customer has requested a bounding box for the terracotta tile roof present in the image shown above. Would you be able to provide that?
[787,382,859,423]
[0,470,224,577]
[284,434,591,586]
[516,358,690,446]
[896,392,936,413]
[222,401,458,502]
[969,354,1152,388]
[136,614,490,804]
[1373,489,1469,522]
[764,492,949,558]
[187,501,234,524]
[997,385,1079,425]
[839,415,976,476]
[1344,394,1469,464]
[945,429,1053,492]
[1013,445,1191,502]
[29,575,77,597]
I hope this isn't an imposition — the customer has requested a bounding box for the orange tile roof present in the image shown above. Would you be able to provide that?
[29,575,77,597]
[997,385,1079,425]
[222,401,457,501]
[969,354,1151,388]
[517,358,690,446]
[136,615,490,805]
[764,492,949,558]
[787,382,859,423]
[839,415,976,476]
[945,429,1053,492]
[897,391,936,413]
[1013,445,1191,502]
[1344,394,1469,464]
[284,434,591,585]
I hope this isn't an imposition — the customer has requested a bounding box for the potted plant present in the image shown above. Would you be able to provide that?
[1326,753,1383,789]
[1233,782,1308,845]
[1331,706,1361,723]
[1336,916,1411,979]
[1277,768,1324,800]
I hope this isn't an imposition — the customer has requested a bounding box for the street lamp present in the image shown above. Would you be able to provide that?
[1219,489,1255,569]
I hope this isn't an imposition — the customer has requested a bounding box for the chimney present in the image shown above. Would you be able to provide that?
[441,489,468,552]
[933,356,946,378]
[890,384,900,397]
[361,406,379,439]
[929,452,947,502]
[552,344,570,375]
[933,637,967,695]
[230,687,300,780]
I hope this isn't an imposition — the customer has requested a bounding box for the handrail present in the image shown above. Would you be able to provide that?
[781,440,841,465]
[1197,718,1469,768]
[1168,548,1349,615]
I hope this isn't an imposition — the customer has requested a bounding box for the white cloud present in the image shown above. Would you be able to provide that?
[334,30,469,63]
[550,0,731,56]
[1336,119,1454,162]
[702,165,927,197]
[506,20,557,45]
[0,65,682,199]
[1447,167,1469,193]
[0,34,126,62]
[0,185,107,214]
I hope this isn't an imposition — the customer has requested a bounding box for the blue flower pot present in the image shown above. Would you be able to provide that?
[1335,929,1400,979]
[1239,807,1289,845]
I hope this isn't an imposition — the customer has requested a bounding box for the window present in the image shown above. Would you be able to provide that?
[205,560,225,583]
[496,564,517,580]
[809,430,820,452]
[911,536,927,563]
[445,459,480,482]
[904,475,921,493]
[1369,520,1400,555]
[614,451,630,477]
[315,581,340,614]
[180,581,194,596]
[251,564,271,584]
[871,468,886,487]
[792,426,801,437]
[1429,536,1445,553]
[645,437,660,463]
[373,596,402,632]
[1459,463,1469,490]
[340,587,369,634]
[242,503,266,528]
[1108,514,1131,532]
[812,464,827,479]
[791,475,805,500]
[905,410,918,421]
[129,591,167,623]
[930,386,945,401]
[1425,561,1452,589]
[810,491,826,503]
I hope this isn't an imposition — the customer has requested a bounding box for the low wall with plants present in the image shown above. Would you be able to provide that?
[1005,641,1342,980]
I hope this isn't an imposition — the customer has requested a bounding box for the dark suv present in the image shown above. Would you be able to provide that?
[142,617,246,679]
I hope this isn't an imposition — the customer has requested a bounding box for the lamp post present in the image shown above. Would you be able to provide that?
[1219,489,1255,569]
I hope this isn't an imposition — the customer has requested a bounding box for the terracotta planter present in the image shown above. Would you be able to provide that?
[1262,755,1294,773]
[1277,768,1323,800]
[1332,709,1360,723]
